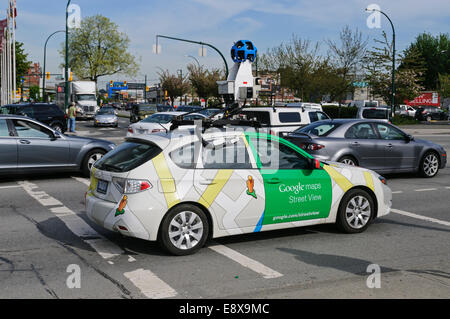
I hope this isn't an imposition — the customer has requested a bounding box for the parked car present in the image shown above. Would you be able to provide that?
[0,103,68,133]
[0,115,115,177]
[414,106,449,121]
[175,105,202,113]
[157,104,174,112]
[94,107,119,127]
[197,108,223,118]
[127,112,207,137]
[130,103,158,123]
[395,105,417,117]
[356,107,392,123]
[239,107,330,135]
[284,119,447,178]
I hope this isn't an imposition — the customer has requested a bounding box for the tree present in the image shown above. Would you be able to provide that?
[60,15,139,85]
[438,73,450,99]
[260,35,323,101]
[404,33,450,90]
[15,42,31,87]
[29,85,40,102]
[158,69,190,106]
[363,32,424,107]
[326,26,368,105]
[187,64,223,105]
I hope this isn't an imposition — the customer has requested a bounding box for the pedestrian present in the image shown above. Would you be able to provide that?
[67,102,77,133]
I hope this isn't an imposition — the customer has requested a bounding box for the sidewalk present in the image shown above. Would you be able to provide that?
[399,124,450,135]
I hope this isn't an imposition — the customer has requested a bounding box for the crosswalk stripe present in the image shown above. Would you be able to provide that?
[18,180,124,260]
[124,269,178,299]
[72,176,91,187]
[209,244,283,279]
[391,209,450,227]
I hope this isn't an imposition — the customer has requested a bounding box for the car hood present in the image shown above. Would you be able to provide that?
[414,138,445,151]
[63,134,114,145]
[95,114,117,120]
[322,160,379,175]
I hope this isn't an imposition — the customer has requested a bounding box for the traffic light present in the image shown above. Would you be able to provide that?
[46,72,51,80]
[69,72,73,82]
[124,81,127,86]
[146,86,149,92]
[110,80,114,87]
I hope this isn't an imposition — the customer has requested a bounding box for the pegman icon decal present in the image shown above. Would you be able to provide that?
[115,195,128,217]
[246,176,257,199]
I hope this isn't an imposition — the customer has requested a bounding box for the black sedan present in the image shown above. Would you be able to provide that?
[284,119,447,178]
[415,106,449,121]
[0,115,115,177]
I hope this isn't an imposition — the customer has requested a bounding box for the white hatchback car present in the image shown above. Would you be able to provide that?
[85,130,392,255]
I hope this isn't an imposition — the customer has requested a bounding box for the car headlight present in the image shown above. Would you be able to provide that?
[378,176,387,185]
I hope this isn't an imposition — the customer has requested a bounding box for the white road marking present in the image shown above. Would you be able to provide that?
[209,244,283,279]
[0,185,21,190]
[391,209,450,227]
[124,269,177,299]
[392,191,403,194]
[72,177,91,187]
[128,256,137,263]
[18,181,124,260]
[415,188,437,192]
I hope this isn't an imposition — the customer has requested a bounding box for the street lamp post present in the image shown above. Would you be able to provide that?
[65,0,71,113]
[366,8,396,116]
[43,30,65,102]
[186,55,201,68]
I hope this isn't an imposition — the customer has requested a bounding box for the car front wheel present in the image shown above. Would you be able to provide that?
[337,189,374,233]
[159,204,209,256]
[82,149,106,177]
[419,152,439,178]
[338,156,358,166]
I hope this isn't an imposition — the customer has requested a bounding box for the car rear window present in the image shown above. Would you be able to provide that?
[279,112,301,123]
[94,141,162,172]
[362,109,389,119]
[240,111,271,125]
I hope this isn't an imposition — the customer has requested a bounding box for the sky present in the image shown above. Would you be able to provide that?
[10,0,450,89]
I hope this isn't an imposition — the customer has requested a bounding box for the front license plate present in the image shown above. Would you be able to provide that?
[97,180,108,194]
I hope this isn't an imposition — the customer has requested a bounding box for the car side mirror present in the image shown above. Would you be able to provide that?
[52,131,62,139]
[406,134,414,142]
[308,157,321,170]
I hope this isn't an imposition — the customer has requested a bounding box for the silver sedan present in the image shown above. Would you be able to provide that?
[284,119,447,178]
[94,107,119,127]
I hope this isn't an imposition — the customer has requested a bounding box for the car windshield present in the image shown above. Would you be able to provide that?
[97,108,115,115]
[362,109,389,119]
[77,94,96,101]
[198,109,221,117]
[142,114,175,124]
[297,122,341,136]
[94,141,162,173]
[138,105,157,112]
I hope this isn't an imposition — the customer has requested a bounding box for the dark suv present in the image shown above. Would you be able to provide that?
[415,106,449,121]
[0,103,68,133]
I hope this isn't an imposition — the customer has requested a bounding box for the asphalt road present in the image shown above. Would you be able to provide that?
[1,119,449,299]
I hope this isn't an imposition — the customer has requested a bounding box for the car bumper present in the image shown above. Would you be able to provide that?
[440,151,447,169]
[94,121,118,126]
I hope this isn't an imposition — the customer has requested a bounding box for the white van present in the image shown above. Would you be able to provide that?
[240,107,330,135]
[350,100,379,108]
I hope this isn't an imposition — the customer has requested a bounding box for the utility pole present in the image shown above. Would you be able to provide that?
[43,30,64,102]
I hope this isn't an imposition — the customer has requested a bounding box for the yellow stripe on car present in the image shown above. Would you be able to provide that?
[152,153,180,209]
[198,170,234,209]
[363,171,375,192]
[323,165,353,192]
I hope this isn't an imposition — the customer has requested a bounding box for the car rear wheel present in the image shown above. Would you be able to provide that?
[82,149,106,177]
[337,189,374,233]
[159,204,209,256]
[338,156,358,166]
[419,152,439,178]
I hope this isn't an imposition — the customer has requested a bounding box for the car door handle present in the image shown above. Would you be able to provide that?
[386,143,393,148]
[351,142,360,147]
[19,140,31,145]
[267,178,281,184]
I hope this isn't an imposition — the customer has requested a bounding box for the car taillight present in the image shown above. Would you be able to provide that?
[151,129,164,133]
[112,177,152,194]
[422,110,427,114]
[301,143,325,151]
[128,127,133,134]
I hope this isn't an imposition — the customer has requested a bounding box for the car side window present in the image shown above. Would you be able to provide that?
[345,123,378,139]
[279,112,301,123]
[375,124,406,140]
[316,112,329,121]
[170,143,198,169]
[0,119,10,137]
[202,138,252,169]
[250,137,309,170]
[12,119,53,138]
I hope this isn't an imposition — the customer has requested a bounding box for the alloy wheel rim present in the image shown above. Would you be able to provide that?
[345,196,371,229]
[342,159,356,166]
[169,211,203,250]
[423,154,438,177]
[88,153,104,171]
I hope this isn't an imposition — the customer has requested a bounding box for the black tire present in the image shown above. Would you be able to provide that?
[159,204,209,256]
[419,151,440,178]
[336,189,374,234]
[51,123,64,133]
[338,156,358,166]
[81,149,106,177]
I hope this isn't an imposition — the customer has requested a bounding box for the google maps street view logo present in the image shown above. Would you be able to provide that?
[246,176,257,199]
[115,195,128,217]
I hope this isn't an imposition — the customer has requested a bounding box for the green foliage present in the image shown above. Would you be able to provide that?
[404,33,450,90]
[392,115,420,126]
[187,64,223,103]
[158,69,190,106]
[322,105,358,119]
[438,73,450,98]
[29,85,41,102]
[15,42,31,87]
[60,15,139,84]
